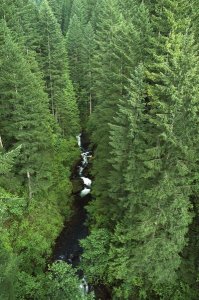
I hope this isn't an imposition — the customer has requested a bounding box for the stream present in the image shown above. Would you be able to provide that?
[53,133,91,267]
[53,133,111,299]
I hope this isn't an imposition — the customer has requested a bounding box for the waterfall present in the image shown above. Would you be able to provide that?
[53,133,92,295]
[76,134,92,197]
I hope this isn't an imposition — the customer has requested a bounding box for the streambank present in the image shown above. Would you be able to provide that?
[53,132,92,268]
[52,132,111,299]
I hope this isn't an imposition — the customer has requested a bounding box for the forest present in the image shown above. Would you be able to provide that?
[0,0,199,299]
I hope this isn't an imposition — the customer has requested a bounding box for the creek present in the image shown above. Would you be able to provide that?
[53,132,111,299]
[53,132,91,267]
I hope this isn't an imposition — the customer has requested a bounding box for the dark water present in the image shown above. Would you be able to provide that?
[53,133,91,269]
[53,193,90,269]
[52,133,111,299]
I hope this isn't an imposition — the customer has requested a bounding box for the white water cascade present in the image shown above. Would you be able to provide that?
[76,134,92,198]
[76,133,92,295]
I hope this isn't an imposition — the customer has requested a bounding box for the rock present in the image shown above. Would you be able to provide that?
[72,179,84,194]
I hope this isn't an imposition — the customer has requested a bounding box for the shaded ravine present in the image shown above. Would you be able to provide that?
[53,132,111,299]
[53,132,91,270]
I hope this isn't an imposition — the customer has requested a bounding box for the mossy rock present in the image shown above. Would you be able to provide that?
[71,179,84,194]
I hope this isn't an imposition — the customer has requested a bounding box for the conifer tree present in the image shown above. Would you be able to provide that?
[87,0,147,227]
[106,1,199,298]
[82,1,199,298]
[81,22,95,116]
[0,0,47,101]
[0,21,55,196]
[67,0,98,123]
[67,14,85,97]
[0,0,39,50]
[47,0,63,22]
[0,148,20,175]
[0,241,16,300]
[47,0,73,35]
[86,0,98,21]
[1,0,199,298]
[68,19,95,120]
[67,4,87,121]
[61,0,73,35]
[38,0,80,136]
[70,0,88,23]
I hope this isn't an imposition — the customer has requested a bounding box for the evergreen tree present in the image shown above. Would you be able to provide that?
[61,0,74,35]
[0,0,40,50]
[67,0,97,123]
[47,0,63,22]
[47,0,72,35]
[15,262,94,299]
[81,22,95,116]
[82,1,199,299]
[44,262,94,300]
[0,21,55,196]
[38,0,80,136]
[86,0,98,22]
[0,241,16,300]
[67,14,85,106]
[87,0,147,227]
[70,0,88,23]
[0,147,20,175]
[0,0,24,42]
[107,1,199,298]
[1,0,199,299]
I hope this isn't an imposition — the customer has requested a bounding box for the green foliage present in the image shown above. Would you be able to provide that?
[0,241,16,300]
[0,21,55,194]
[87,0,149,228]
[81,0,199,299]
[1,0,199,299]
[15,262,94,300]
[0,1,81,299]
[44,262,92,300]
[0,147,21,175]
[67,0,96,124]
[47,0,74,34]
[38,0,80,136]
[0,188,26,221]
[80,228,110,283]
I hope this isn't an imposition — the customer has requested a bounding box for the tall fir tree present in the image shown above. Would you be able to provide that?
[82,1,199,299]
[0,20,56,196]
[0,19,76,203]
[47,0,73,34]
[107,1,198,299]
[87,0,149,227]
[38,0,80,136]
[81,22,95,116]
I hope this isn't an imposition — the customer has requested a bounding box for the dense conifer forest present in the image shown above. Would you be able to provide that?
[0,0,199,299]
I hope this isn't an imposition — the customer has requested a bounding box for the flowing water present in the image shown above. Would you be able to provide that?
[53,133,92,285]
[53,133,111,299]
